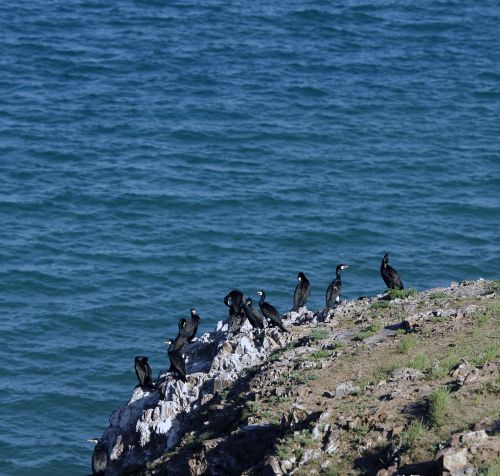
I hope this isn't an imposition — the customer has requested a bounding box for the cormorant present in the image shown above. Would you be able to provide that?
[243,297,264,329]
[87,438,108,476]
[381,253,404,290]
[179,309,200,342]
[224,289,246,333]
[256,290,289,333]
[291,271,311,312]
[134,356,153,389]
[168,348,187,382]
[326,264,349,309]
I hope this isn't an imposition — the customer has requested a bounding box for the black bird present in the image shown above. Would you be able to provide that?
[326,264,349,309]
[87,438,108,476]
[179,309,200,342]
[243,297,264,329]
[256,290,289,333]
[381,253,404,290]
[134,356,154,389]
[167,348,187,382]
[291,271,311,312]
[224,289,246,333]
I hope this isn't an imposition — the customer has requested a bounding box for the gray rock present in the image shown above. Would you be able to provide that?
[391,367,425,381]
[335,382,361,398]
[323,429,341,454]
[436,447,468,473]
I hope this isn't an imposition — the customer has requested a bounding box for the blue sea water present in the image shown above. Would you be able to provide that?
[1,0,499,474]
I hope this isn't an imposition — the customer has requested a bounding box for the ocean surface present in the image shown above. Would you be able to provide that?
[1,0,499,474]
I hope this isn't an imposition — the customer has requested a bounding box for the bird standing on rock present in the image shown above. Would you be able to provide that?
[381,253,404,290]
[167,346,187,382]
[291,271,311,312]
[134,356,154,389]
[87,438,108,476]
[257,290,289,333]
[224,289,246,333]
[243,297,264,329]
[326,264,349,309]
[179,309,200,342]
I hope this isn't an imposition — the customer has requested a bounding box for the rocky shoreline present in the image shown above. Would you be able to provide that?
[96,279,499,476]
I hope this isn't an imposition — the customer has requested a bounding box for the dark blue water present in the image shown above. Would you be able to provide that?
[1,1,499,473]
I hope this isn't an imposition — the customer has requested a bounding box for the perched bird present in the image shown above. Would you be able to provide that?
[179,309,200,342]
[381,253,404,290]
[87,438,108,476]
[134,356,154,389]
[167,348,187,382]
[243,297,264,329]
[326,264,349,309]
[291,271,311,312]
[224,289,246,333]
[257,290,289,333]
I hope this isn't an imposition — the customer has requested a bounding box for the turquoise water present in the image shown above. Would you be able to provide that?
[1,1,499,474]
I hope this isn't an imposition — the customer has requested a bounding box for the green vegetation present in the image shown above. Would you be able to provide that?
[310,328,329,342]
[354,322,382,341]
[411,353,431,371]
[480,457,500,476]
[428,388,450,427]
[275,430,314,461]
[268,342,294,363]
[429,352,461,379]
[370,300,392,310]
[310,350,331,360]
[321,466,340,476]
[397,335,417,354]
[475,375,500,396]
[388,288,418,300]
[401,419,427,452]
[429,291,448,300]
[471,342,500,366]
[476,301,500,327]
[485,280,500,294]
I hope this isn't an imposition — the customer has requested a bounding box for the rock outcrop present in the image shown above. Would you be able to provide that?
[95,280,500,476]
[101,318,293,475]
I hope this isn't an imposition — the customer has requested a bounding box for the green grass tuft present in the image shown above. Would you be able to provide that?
[310,328,329,342]
[371,300,392,310]
[411,353,431,371]
[354,322,382,341]
[310,350,331,360]
[275,430,314,462]
[429,352,461,379]
[428,387,450,427]
[485,280,500,294]
[398,335,417,354]
[471,342,500,366]
[479,456,500,476]
[388,288,418,300]
[429,291,448,300]
[401,419,427,451]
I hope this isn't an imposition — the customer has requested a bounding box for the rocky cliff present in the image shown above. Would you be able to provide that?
[96,279,500,476]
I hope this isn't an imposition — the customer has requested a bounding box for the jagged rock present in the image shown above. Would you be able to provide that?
[323,428,341,454]
[299,448,322,465]
[265,455,283,475]
[391,367,425,381]
[280,407,308,431]
[98,322,289,475]
[450,360,478,386]
[460,430,488,445]
[436,447,468,473]
[335,382,361,398]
